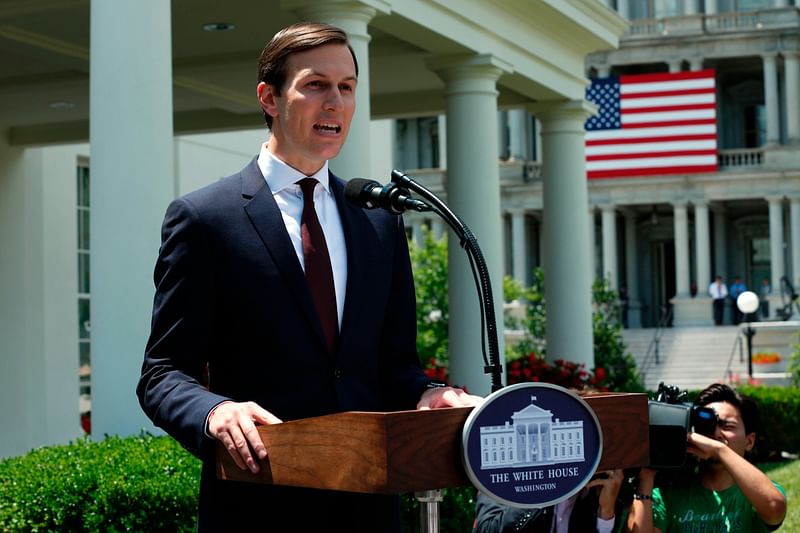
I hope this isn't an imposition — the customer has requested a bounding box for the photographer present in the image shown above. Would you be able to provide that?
[474,469,624,532]
[626,383,786,532]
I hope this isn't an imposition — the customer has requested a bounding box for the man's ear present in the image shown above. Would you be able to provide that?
[257,82,278,120]
[745,431,756,452]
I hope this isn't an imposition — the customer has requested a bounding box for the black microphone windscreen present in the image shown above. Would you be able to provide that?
[344,178,380,206]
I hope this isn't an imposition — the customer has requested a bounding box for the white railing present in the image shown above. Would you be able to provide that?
[705,12,759,31]
[718,148,764,169]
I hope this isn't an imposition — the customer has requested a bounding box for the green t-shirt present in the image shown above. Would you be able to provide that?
[652,478,785,532]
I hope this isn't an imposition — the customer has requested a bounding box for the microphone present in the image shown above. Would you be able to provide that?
[344,178,431,214]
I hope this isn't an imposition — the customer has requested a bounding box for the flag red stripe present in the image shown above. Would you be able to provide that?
[587,133,717,146]
[623,103,716,114]
[619,69,716,84]
[621,87,716,99]
[588,165,718,179]
[587,149,718,162]
[620,118,717,129]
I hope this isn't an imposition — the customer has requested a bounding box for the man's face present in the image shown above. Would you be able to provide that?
[258,43,357,175]
[706,401,755,457]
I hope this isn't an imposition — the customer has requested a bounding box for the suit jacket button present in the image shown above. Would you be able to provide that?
[335,369,342,378]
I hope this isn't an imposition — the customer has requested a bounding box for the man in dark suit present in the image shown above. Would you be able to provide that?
[137,22,479,532]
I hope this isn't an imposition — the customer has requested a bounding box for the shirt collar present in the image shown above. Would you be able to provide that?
[257,143,330,194]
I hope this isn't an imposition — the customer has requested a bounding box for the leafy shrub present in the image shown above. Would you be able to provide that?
[507,268,643,392]
[735,384,800,459]
[0,433,200,532]
[409,228,449,372]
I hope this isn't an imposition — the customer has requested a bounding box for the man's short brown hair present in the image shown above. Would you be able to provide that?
[257,22,359,129]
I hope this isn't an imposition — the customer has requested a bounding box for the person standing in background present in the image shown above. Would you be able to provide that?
[709,275,728,326]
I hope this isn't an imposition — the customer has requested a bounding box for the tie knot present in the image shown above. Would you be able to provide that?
[298,178,318,200]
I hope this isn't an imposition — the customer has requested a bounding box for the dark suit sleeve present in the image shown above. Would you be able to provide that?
[137,197,231,457]
[376,215,432,410]
[474,491,549,532]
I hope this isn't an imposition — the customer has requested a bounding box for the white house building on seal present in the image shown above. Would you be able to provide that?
[480,397,585,470]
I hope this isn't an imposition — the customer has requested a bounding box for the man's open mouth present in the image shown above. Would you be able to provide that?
[314,122,341,133]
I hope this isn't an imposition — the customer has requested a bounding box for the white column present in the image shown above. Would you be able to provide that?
[430,54,510,395]
[668,59,683,73]
[791,198,800,285]
[90,0,174,437]
[774,0,788,6]
[588,207,597,281]
[431,218,445,240]
[409,219,422,246]
[763,53,781,146]
[601,205,618,289]
[530,100,595,368]
[683,0,698,15]
[0,143,84,457]
[673,203,691,298]
[437,115,447,168]
[784,52,800,145]
[706,0,718,14]
[689,57,704,71]
[595,65,611,78]
[511,210,528,286]
[293,1,386,178]
[768,196,786,290]
[713,207,727,279]
[623,209,642,328]
[694,202,711,292]
[617,0,630,19]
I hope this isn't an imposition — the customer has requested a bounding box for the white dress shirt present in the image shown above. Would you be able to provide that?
[257,145,347,327]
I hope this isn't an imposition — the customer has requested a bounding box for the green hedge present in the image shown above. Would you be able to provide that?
[0,433,200,532]
[736,384,800,459]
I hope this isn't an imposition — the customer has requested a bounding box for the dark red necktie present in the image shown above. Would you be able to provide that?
[298,178,338,353]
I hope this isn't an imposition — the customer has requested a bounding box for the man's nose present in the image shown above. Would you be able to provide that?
[324,88,343,111]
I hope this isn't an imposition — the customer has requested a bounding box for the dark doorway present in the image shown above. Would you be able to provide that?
[651,240,676,326]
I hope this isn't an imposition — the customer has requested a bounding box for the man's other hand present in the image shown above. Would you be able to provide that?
[208,401,282,474]
[416,386,484,410]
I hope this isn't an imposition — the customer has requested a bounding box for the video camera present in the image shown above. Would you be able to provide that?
[648,382,719,468]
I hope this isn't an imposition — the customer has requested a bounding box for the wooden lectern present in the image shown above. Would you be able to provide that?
[217,392,649,493]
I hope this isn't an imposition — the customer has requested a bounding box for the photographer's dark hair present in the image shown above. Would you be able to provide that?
[257,22,359,129]
[694,383,759,435]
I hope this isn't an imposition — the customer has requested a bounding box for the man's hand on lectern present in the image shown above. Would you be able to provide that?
[208,401,282,474]
[417,386,484,410]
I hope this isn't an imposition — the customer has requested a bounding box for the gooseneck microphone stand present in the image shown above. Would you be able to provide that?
[391,169,504,393]
[389,169,503,533]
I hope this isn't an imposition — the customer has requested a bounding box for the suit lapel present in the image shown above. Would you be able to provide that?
[240,159,327,348]
[331,173,384,351]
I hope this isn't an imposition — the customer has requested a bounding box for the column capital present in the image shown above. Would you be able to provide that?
[427,54,512,84]
[283,0,390,23]
[762,51,778,61]
[766,195,786,204]
[527,100,597,134]
[600,203,617,213]
[506,207,528,216]
[671,200,689,209]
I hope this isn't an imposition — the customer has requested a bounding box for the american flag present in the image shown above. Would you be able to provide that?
[584,69,718,179]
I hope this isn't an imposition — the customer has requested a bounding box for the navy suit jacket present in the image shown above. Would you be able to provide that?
[137,159,430,531]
